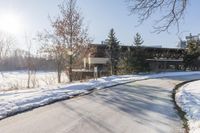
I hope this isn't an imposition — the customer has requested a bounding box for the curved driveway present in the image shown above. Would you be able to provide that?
[0,75,200,133]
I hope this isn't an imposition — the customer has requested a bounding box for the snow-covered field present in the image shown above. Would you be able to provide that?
[0,71,200,120]
[176,80,200,133]
[0,71,69,91]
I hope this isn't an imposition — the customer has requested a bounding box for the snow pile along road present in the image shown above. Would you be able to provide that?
[0,74,145,120]
[0,71,200,120]
[176,80,200,133]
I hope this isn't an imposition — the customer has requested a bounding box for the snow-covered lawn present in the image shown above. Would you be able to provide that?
[0,71,69,91]
[0,71,200,120]
[176,80,200,133]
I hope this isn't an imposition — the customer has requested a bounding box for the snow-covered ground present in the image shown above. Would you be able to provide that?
[0,71,200,120]
[176,80,200,133]
[0,71,69,91]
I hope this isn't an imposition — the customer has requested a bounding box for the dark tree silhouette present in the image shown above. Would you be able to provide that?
[133,32,144,46]
[105,28,120,75]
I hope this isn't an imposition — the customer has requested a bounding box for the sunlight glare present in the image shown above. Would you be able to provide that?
[0,13,22,34]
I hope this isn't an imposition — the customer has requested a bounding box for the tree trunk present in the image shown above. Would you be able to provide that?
[69,55,72,82]
[57,71,61,83]
[27,69,31,88]
[57,63,61,83]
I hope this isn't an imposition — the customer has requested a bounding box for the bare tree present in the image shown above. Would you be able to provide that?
[0,32,14,75]
[39,0,92,83]
[127,0,188,32]
[0,32,14,60]
[25,35,37,88]
[53,0,92,82]
[38,33,67,83]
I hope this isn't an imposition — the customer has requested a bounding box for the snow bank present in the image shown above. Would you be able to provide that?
[176,80,200,133]
[0,71,200,120]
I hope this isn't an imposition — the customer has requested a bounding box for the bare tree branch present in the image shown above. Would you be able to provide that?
[0,32,14,60]
[127,0,188,33]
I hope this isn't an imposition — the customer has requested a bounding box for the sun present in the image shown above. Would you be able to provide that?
[0,13,22,34]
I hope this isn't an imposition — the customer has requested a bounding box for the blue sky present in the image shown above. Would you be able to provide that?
[0,0,200,50]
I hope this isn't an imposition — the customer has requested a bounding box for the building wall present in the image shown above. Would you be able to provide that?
[88,57,109,65]
[84,44,186,72]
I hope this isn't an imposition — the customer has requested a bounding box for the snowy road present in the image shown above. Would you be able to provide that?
[0,75,200,133]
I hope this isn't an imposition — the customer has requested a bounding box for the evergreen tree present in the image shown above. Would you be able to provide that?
[105,28,119,75]
[133,33,144,46]
[127,33,149,73]
[117,51,129,74]
[183,39,200,70]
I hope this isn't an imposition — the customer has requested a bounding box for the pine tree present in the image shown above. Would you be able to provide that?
[127,33,149,73]
[117,52,129,74]
[133,33,144,46]
[183,39,200,70]
[105,28,120,75]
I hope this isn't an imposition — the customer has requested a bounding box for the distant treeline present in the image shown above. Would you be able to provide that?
[0,49,56,71]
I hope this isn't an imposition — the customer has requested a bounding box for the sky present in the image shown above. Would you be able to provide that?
[0,0,200,51]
